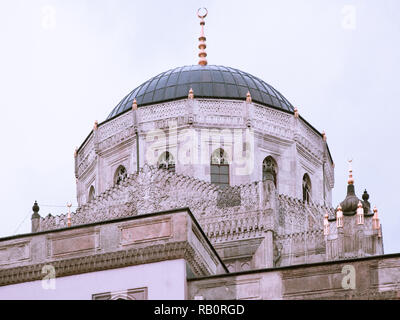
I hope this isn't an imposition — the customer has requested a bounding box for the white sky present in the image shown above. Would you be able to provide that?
[0,0,399,254]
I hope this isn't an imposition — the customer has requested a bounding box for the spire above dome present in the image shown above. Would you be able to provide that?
[105,9,296,121]
[348,159,354,185]
[197,8,208,66]
[340,161,360,215]
[339,161,372,216]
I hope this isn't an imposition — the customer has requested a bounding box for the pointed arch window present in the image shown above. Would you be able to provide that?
[302,173,312,203]
[88,186,96,202]
[210,148,229,187]
[114,165,127,186]
[262,156,278,187]
[158,151,175,172]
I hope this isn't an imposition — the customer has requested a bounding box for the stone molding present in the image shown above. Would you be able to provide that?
[0,241,209,287]
[2,209,228,287]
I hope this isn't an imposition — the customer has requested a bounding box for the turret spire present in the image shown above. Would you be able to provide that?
[197,8,208,66]
[67,203,72,227]
[348,159,354,185]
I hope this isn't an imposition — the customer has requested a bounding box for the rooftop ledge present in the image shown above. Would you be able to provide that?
[0,208,228,287]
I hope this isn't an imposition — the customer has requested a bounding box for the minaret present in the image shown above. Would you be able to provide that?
[197,8,208,66]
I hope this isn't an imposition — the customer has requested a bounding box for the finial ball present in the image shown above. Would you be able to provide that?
[32,201,39,213]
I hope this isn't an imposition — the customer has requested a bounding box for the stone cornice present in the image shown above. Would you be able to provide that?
[1,209,229,287]
[0,241,208,287]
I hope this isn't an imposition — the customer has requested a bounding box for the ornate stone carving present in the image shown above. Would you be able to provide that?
[138,100,187,123]
[97,111,133,142]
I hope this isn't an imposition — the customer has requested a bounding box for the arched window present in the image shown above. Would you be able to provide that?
[114,165,127,186]
[158,151,175,172]
[210,148,229,187]
[302,173,312,203]
[88,186,95,202]
[262,156,278,187]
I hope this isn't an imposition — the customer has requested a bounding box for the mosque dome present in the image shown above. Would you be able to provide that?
[107,65,295,120]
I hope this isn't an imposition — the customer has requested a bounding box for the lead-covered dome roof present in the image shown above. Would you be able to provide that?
[107,65,294,120]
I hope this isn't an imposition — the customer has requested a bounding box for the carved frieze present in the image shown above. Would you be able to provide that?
[97,111,133,142]
[138,100,187,123]
[0,241,31,266]
[120,218,172,246]
[47,229,100,258]
[198,100,244,116]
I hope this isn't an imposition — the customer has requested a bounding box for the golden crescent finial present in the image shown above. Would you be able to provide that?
[197,8,208,66]
[347,158,354,185]
[197,8,208,19]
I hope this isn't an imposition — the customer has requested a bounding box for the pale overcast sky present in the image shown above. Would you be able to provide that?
[0,0,399,254]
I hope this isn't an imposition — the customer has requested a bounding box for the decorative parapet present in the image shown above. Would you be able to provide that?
[138,99,188,125]
[39,165,277,241]
[41,165,337,256]
[252,103,293,140]
[195,99,245,127]
[294,118,325,161]
[97,111,134,142]
[277,194,335,235]
[201,210,273,243]
[275,229,326,266]
[39,213,70,232]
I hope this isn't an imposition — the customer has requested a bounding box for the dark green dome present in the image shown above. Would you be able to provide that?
[107,65,294,120]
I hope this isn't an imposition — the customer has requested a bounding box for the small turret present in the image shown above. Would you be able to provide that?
[323,212,330,236]
[372,206,380,230]
[362,189,372,215]
[188,88,194,99]
[356,201,364,225]
[339,160,360,214]
[325,162,384,260]
[246,91,252,103]
[132,99,138,110]
[336,205,344,228]
[31,201,40,233]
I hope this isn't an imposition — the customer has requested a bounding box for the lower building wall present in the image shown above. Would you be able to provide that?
[0,259,187,300]
[188,255,400,300]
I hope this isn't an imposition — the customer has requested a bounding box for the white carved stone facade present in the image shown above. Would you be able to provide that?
[55,95,384,273]
[0,75,389,300]
[75,98,334,208]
